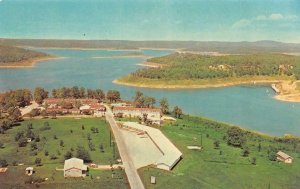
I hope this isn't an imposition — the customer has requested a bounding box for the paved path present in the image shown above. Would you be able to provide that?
[104,105,145,189]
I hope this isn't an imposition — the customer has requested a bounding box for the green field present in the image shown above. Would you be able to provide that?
[139,115,300,189]
[0,118,128,189]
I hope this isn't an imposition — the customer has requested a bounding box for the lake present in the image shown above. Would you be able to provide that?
[1,48,300,136]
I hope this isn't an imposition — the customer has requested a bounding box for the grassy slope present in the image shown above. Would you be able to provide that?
[0,118,128,189]
[139,116,300,189]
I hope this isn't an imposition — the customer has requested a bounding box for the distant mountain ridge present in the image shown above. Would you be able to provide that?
[1,38,300,53]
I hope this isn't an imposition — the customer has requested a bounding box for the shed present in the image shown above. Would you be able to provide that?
[64,158,88,177]
[151,176,156,184]
[25,167,34,175]
[276,151,293,163]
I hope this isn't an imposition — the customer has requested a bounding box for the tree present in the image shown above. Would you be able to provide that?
[95,89,105,100]
[213,140,220,149]
[8,107,22,122]
[251,157,257,165]
[160,98,169,114]
[0,142,4,148]
[18,137,28,147]
[107,90,121,103]
[0,159,8,167]
[64,151,73,160]
[31,142,38,151]
[34,87,48,104]
[227,126,246,147]
[242,147,250,157]
[173,106,183,118]
[258,143,261,152]
[134,91,143,104]
[35,158,42,166]
[99,144,104,153]
[60,140,64,147]
[76,146,91,162]
[44,150,49,156]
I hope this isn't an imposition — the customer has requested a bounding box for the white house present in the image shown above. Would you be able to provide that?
[113,107,162,125]
[64,158,88,177]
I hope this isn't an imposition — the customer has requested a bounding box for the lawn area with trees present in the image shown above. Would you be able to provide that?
[139,115,300,189]
[0,118,127,188]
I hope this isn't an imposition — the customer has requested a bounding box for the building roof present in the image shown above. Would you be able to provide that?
[277,151,293,160]
[44,98,99,105]
[113,107,161,113]
[25,167,34,171]
[64,158,87,171]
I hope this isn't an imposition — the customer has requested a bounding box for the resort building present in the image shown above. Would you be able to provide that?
[64,158,88,178]
[44,98,106,117]
[276,151,293,163]
[113,107,162,125]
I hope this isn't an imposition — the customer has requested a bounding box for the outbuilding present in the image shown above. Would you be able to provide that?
[276,151,293,163]
[64,158,88,177]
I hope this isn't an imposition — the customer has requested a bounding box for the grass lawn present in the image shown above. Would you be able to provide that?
[0,117,128,189]
[139,115,300,189]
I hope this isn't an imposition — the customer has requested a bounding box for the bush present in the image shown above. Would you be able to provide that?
[227,126,246,147]
[50,154,57,160]
[0,159,8,167]
[251,157,257,165]
[35,158,42,166]
[0,142,4,148]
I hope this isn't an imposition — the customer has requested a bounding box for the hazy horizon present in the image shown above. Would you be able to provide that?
[0,0,299,43]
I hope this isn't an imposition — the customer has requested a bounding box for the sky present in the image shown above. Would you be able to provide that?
[0,0,299,42]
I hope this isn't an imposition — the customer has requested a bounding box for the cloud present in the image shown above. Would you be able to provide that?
[232,13,298,28]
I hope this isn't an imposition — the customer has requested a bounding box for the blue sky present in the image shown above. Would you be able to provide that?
[0,0,299,42]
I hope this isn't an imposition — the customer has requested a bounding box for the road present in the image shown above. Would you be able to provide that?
[104,105,145,189]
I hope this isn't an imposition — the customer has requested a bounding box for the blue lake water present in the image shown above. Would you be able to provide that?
[1,48,300,136]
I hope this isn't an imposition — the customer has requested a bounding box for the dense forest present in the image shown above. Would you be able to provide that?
[132,53,300,80]
[0,45,48,64]
[1,38,300,53]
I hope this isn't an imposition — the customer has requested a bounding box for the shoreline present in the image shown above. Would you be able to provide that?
[113,78,285,89]
[0,56,65,68]
[113,77,300,103]
[93,55,152,59]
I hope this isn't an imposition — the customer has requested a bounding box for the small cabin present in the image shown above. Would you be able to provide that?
[151,176,156,184]
[276,151,293,163]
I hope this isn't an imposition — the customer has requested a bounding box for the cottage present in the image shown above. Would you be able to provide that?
[113,107,162,125]
[64,158,88,177]
[276,151,293,163]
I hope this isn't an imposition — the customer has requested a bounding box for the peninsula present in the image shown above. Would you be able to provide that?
[115,53,300,101]
[0,45,55,68]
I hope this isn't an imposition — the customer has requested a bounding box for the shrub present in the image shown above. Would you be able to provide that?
[227,126,246,147]
[35,158,42,166]
[0,159,8,167]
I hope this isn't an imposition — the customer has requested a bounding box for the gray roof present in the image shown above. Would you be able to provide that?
[64,158,87,171]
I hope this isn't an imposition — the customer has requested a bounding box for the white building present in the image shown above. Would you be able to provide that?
[64,158,88,177]
[277,151,293,163]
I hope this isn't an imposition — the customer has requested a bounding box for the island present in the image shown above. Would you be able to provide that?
[115,52,300,101]
[0,45,55,68]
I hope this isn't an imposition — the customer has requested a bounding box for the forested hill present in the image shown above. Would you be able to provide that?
[0,45,49,64]
[132,53,300,80]
[1,38,300,53]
